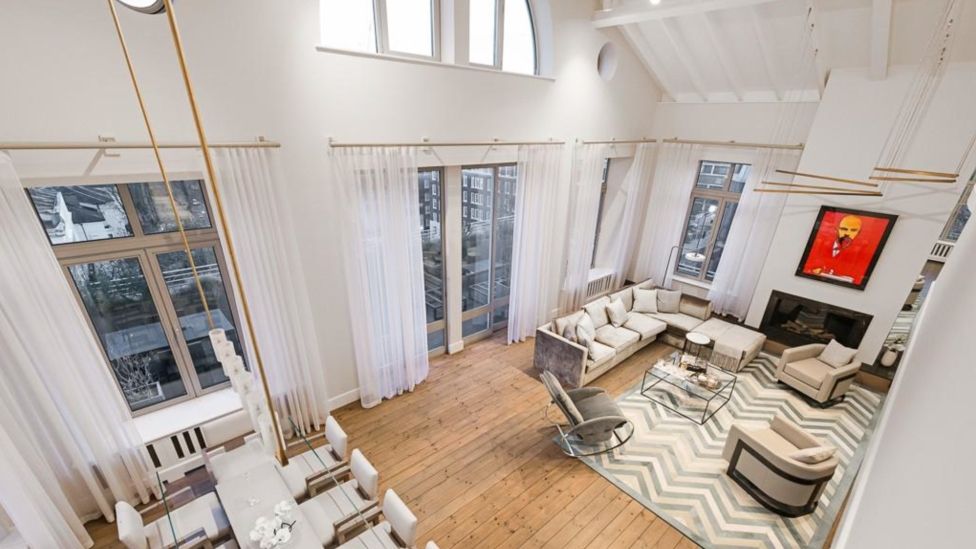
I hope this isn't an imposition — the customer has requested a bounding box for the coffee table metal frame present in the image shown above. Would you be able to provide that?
[640,352,736,425]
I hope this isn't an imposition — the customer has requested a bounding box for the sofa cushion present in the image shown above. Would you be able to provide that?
[634,278,655,290]
[818,339,857,368]
[649,312,703,333]
[606,298,629,327]
[610,288,634,311]
[574,393,624,422]
[715,325,766,360]
[624,313,667,340]
[657,289,681,313]
[595,325,640,350]
[577,313,596,339]
[553,310,584,338]
[694,318,733,341]
[583,296,612,329]
[586,342,616,371]
[784,357,833,388]
[678,296,711,320]
[633,288,658,313]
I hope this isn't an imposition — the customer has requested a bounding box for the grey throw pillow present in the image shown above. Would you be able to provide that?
[576,324,596,360]
[561,324,578,343]
[657,289,681,313]
[791,445,836,464]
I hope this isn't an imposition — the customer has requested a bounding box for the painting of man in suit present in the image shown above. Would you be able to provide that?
[796,207,897,290]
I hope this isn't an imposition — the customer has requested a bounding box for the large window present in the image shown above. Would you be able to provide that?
[675,161,750,282]
[461,164,517,339]
[591,158,611,267]
[418,168,446,352]
[27,181,246,414]
[320,0,437,58]
[941,177,974,242]
[470,0,537,74]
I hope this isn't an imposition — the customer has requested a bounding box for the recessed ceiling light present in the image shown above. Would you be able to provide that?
[115,0,167,14]
[650,0,662,5]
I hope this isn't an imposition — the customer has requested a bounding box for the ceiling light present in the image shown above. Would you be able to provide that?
[650,0,662,5]
[115,0,167,14]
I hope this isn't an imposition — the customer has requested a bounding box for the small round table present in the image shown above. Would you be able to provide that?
[684,332,712,370]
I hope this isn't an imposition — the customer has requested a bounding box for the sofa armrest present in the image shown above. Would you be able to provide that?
[771,415,823,450]
[777,344,826,372]
[816,360,862,401]
[726,423,836,480]
[534,327,587,388]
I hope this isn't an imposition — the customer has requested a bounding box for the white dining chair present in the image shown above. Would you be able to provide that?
[299,449,381,546]
[335,489,420,549]
[115,490,230,549]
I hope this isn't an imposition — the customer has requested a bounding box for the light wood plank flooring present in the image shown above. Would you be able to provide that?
[88,334,698,548]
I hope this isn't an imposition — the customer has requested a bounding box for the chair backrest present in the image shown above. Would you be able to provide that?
[350,448,379,499]
[115,501,147,549]
[382,489,417,547]
[541,371,583,425]
[325,416,348,460]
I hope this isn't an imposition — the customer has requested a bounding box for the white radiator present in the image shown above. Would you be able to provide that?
[929,240,954,263]
[585,269,615,299]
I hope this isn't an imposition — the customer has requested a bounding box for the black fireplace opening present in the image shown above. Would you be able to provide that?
[759,290,873,348]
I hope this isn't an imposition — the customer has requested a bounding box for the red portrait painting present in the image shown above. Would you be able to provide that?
[796,207,898,290]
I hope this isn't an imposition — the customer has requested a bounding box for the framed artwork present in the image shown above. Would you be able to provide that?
[795,206,898,290]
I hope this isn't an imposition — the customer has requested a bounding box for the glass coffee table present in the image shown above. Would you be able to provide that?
[640,351,736,425]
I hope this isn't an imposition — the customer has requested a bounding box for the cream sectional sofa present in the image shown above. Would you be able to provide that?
[534,279,714,388]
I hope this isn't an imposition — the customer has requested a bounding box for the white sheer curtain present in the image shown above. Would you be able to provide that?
[559,144,609,312]
[593,143,657,288]
[0,153,151,548]
[212,148,330,435]
[331,147,429,408]
[708,149,801,319]
[507,144,567,343]
[632,143,701,287]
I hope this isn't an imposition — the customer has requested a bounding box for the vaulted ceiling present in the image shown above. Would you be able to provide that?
[595,0,976,103]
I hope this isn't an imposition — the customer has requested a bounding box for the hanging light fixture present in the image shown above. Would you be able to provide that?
[115,0,167,14]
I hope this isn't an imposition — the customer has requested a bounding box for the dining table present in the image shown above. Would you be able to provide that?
[216,461,324,549]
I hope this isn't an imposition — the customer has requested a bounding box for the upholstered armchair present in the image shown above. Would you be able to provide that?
[723,415,838,517]
[775,343,860,407]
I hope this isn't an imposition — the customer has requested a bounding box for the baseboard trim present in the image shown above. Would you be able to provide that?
[328,388,360,410]
[448,340,464,354]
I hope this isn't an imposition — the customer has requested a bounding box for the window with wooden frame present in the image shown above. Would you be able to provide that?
[26,180,247,415]
[674,161,751,282]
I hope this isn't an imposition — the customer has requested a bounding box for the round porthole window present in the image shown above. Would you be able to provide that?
[597,42,619,81]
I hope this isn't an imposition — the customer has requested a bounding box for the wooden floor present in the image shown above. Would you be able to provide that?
[88,335,699,548]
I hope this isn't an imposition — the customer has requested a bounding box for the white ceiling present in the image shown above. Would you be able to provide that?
[595,0,976,103]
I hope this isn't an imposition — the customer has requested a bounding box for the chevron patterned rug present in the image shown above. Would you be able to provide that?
[577,353,884,549]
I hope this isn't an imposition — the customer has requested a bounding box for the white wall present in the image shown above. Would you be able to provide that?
[0,0,660,407]
[746,64,976,364]
[834,173,976,548]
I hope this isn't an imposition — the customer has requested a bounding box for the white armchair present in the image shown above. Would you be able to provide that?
[723,415,838,517]
[116,491,230,549]
[775,343,860,407]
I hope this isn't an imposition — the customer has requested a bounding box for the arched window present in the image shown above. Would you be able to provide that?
[320,0,437,58]
[469,0,537,74]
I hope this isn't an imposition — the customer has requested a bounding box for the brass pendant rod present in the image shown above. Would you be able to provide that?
[760,181,879,192]
[873,166,959,178]
[328,138,565,147]
[162,0,286,466]
[775,169,878,187]
[579,138,658,145]
[869,176,957,183]
[106,0,213,330]
[755,188,883,196]
[0,140,280,151]
[661,138,804,151]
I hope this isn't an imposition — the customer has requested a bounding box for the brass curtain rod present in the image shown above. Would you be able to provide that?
[775,169,877,187]
[755,188,883,196]
[327,139,565,148]
[760,181,879,192]
[580,137,804,150]
[0,140,281,151]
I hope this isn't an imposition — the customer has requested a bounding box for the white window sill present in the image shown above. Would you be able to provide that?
[588,266,614,282]
[672,274,713,291]
[315,45,555,82]
[132,388,242,444]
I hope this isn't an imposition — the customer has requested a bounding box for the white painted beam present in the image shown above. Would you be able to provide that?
[870,0,893,79]
[748,7,783,101]
[658,19,709,102]
[620,24,681,102]
[593,0,778,29]
[699,12,744,101]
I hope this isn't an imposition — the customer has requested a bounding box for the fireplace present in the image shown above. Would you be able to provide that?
[759,290,872,348]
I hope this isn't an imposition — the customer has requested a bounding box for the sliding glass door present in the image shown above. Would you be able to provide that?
[461,164,517,340]
[418,168,447,353]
